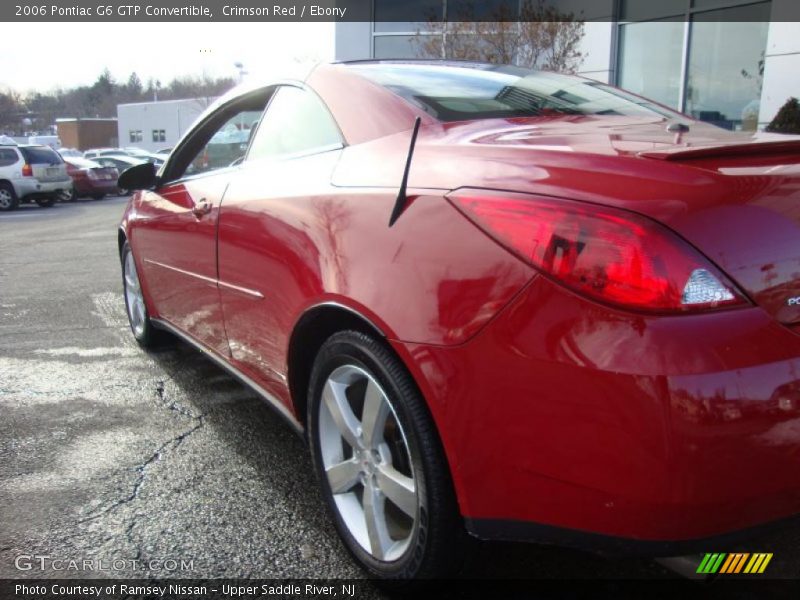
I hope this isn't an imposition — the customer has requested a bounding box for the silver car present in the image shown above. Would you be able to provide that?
[0,144,71,210]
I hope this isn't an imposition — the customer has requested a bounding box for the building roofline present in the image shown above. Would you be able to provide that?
[55,118,117,122]
[117,97,215,108]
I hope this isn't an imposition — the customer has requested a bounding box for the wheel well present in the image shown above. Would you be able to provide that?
[287,304,385,426]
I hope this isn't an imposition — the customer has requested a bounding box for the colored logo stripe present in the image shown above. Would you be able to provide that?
[696,553,773,574]
[720,553,749,573]
[744,553,773,574]
[697,553,726,574]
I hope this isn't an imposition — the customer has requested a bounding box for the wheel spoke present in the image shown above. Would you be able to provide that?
[322,380,362,450]
[133,298,145,326]
[325,457,361,494]
[363,480,392,560]
[125,271,138,291]
[376,464,416,517]
[361,379,389,449]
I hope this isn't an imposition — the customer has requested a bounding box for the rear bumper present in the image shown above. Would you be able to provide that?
[466,513,800,557]
[16,177,71,199]
[394,276,800,547]
[73,178,118,195]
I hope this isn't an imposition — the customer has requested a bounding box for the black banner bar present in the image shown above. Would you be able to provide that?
[3,1,800,23]
[2,578,800,600]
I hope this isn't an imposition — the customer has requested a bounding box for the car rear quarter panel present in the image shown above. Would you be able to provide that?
[214,151,534,409]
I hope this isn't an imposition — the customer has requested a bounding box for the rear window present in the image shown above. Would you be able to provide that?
[19,146,63,165]
[348,62,682,122]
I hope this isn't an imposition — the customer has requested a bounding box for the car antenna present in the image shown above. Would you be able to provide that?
[388,117,422,227]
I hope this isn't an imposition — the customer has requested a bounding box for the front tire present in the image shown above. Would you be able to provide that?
[121,240,165,347]
[308,331,465,580]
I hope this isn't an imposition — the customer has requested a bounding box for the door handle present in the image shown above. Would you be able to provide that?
[192,199,212,217]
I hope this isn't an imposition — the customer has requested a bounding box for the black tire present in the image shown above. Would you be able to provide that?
[121,240,167,348]
[36,196,56,208]
[0,182,19,211]
[307,330,467,580]
[118,188,130,196]
[57,187,76,202]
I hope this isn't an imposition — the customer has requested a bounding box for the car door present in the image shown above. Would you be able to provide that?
[216,84,345,396]
[132,90,270,356]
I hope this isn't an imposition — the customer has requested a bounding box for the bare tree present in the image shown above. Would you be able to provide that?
[414,0,585,73]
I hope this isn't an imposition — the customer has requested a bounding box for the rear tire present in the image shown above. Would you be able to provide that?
[57,187,76,202]
[307,330,467,580]
[121,240,167,348]
[0,182,19,211]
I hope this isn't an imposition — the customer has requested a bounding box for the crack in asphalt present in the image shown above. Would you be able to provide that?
[78,376,209,535]
[78,414,207,526]
[155,379,200,420]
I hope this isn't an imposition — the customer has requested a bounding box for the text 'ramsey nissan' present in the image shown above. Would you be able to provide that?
[117,60,800,579]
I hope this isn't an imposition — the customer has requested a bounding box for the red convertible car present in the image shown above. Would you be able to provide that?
[118,61,800,579]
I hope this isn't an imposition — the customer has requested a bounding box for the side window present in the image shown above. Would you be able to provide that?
[247,86,342,162]
[165,91,271,182]
[0,148,19,167]
[183,110,263,176]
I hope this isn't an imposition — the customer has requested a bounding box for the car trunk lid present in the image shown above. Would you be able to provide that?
[643,151,800,325]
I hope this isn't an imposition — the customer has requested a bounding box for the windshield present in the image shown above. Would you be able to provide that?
[348,62,682,122]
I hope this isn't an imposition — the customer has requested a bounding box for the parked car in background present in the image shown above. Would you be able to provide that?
[135,152,167,168]
[57,148,83,158]
[118,61,800,580]
[0,142,70,210]
[61,156,119,201]
[155,147,172,156]
[91,155,146,195]
[123,147,151,158]
[84,148,128,159]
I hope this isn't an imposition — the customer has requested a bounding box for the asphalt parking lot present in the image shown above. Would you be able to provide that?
[0,197,798,590]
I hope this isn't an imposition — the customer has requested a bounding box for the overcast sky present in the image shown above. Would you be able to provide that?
[0,22,336,93]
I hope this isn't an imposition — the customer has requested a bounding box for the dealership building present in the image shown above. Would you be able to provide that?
[335,0,799,131]
[116,98,213,152]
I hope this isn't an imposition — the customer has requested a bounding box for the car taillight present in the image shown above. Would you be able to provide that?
[448,190,748,313]
[21,164,33,177]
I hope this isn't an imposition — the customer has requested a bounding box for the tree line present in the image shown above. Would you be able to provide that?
[0,70,236,136]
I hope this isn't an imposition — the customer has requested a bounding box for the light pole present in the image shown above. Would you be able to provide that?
[234,62,247,83]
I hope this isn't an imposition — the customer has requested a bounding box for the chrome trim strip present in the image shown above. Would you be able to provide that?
[144,259,217,286]
[302,301,387,337]
[144,259,264,299]
[218,279,265,300]
[152,318,303,436]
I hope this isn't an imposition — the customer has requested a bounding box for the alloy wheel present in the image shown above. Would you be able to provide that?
[123,251,146,338]
[318,364,419,562]
[0,188,13,210]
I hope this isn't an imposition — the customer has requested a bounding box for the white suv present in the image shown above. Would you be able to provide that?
[0,143,71,211]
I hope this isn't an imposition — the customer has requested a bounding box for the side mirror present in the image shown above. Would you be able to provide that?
[118,162,157,191]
